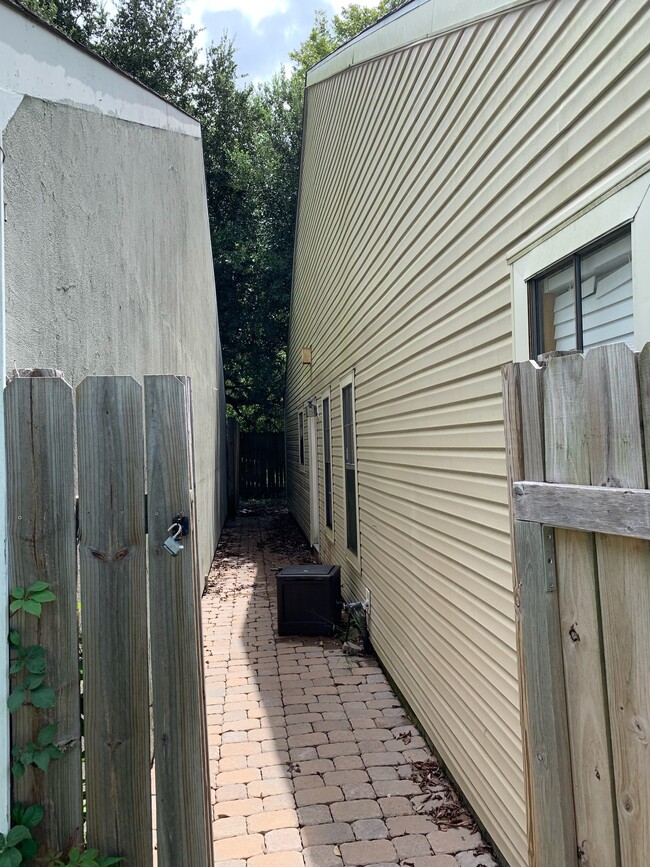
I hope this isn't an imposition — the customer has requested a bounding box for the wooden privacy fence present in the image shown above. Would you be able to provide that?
[240,432,285,499]
[6,372,213,866]
[502,343,650,867]
[226,417,240,517]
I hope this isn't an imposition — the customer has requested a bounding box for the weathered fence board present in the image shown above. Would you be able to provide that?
[639,344,650,481]
[240,431,285,499]
[5,376,82,850]
[544,353,618,867]
[77,377,153,864]
[519,362,545,481]
[513,481,650,538]
[145,376,213,867]
[501,362,538,867]
[586,346,650,865]
[514,521,578,867]
[505,342,650,867]
[586,344,645,488]
[179,376,214,850]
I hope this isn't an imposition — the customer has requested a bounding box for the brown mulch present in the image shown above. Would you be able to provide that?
[206,504,314,596]
[262,509,316,560]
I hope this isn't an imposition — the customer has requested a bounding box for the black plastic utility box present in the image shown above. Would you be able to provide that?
[276,564,341,636]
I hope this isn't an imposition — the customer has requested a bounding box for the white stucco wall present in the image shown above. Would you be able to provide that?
[2,89,226,576]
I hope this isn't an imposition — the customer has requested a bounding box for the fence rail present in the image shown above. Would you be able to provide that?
[503,343,650,867]
[5,372,213,865]
[240,432,285,499]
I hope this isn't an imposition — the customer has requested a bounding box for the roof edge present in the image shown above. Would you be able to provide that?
[306,0,543,88]
[0,0,200,137]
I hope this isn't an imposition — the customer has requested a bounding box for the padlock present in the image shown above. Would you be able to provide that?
[163,523,184,557]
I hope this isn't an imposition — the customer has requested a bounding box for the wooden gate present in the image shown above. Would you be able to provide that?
[240,432,285,499]
[5,371,213,866]
[502,343,650,867]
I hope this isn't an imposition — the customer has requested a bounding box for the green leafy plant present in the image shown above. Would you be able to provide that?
[0,803,45,866]
[8,665,55,714]
[9,583,56,619]
[7,583,121,866]
[10,641,46,677]
[37,847,122,867]
[12,725,63,778]
[8,614,55,714]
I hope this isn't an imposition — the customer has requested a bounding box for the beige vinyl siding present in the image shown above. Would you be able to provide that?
[285,1,650,864]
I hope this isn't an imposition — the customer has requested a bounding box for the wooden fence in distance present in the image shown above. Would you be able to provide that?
[503,343,650,867]
[226,417,240,517]
[240,432,285,499]
[5,372,213,866]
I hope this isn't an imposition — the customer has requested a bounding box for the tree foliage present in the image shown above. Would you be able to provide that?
[21,0,107,46]
[17,0,405,430]
[290,2,406,78]
[101,0,201,110]
[219,71,304,430]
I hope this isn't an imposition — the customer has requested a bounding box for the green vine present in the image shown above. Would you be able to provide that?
[5,583,122,866]
[8,587,58,779]
[0,803,44,866]
[9,584,57,619]
[11,725,62,779]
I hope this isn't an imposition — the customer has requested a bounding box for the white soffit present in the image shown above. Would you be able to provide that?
[306,0,542,87]
[0,2,200,138]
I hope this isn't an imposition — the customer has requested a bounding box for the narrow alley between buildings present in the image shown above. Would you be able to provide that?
[202,507,497,867]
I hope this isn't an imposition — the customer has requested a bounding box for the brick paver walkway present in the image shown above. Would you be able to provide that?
[202,510,497,867]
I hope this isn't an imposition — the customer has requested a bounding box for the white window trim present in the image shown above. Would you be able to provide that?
[511,173,650,361]
[307,406,320,551]
[321,388,334,542]
[340,371,361,570]
[298,410,306,472]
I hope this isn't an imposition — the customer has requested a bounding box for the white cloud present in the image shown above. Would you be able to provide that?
[181,0,379,71]
[184,0,288,37]
[183,0,376,44]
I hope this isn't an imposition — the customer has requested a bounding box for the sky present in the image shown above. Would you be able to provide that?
[183,0,372,83]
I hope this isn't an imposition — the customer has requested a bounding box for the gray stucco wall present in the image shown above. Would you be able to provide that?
[3,96,226,573]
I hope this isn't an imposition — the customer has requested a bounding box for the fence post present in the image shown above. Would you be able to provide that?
[5,375,82,850]
[502,361,540,867]
[144,376,213,867]
[77,376,153,864]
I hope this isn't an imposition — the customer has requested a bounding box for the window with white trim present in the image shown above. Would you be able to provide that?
[510,173,650,364]
[528,227,632,356]
[322,395,333,531]
[341,380,358,555]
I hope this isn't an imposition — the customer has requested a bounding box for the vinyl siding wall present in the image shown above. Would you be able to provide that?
[285,1,650,864]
